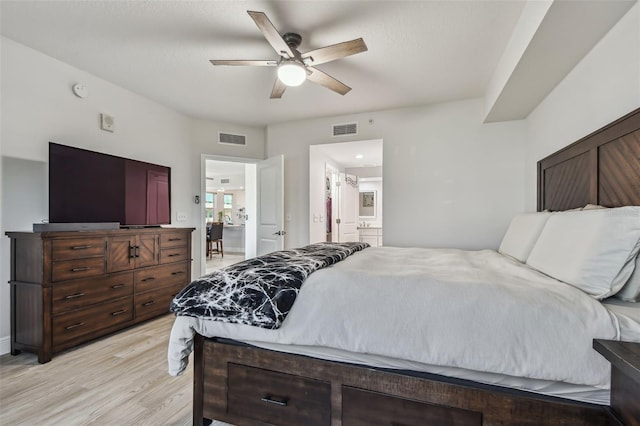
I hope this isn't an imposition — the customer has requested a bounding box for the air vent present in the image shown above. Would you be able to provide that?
[219,132,247,146]
[220,178,230,184]
[332,122,358,137]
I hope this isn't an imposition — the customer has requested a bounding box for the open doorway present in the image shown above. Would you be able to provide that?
[309,139,383,246]
[203,157,257,274]
[201,154,285,276]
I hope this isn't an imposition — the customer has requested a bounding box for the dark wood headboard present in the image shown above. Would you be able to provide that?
[537,107,640,211]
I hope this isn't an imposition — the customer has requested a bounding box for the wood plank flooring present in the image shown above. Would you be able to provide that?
[0,314,199,425]
[205,253,245,275]
[1,257,242,426]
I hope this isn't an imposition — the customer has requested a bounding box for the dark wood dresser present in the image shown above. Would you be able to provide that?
[6,227,194,363]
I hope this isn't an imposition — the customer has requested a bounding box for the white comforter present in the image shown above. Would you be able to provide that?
[168,247,620,387]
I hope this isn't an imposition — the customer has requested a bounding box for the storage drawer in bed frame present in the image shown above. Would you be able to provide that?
[194,336,618,426]
[227,363,331,425]
[341,386,482,426]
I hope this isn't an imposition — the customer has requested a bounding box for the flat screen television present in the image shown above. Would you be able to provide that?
[49,142,171,227]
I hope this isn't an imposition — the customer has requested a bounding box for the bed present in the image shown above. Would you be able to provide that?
[169,107,640,426]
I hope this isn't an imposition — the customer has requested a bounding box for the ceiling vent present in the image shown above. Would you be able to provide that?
[220,178,230,184]
[219,132,247,146]
[332,122,358,137]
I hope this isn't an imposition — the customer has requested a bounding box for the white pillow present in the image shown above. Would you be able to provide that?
[498,212,552,263]
[582,204,607,210]
[526,206,640,299]
[615,252,640,302]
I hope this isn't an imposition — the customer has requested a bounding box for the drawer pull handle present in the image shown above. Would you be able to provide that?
[261,396,288,407]
[141,277,156,282]
[71,245,92,250]
[167,253,180,257]
[65,322,85,331]
[168,238,182,242]
[142,300,155,307]
[111,309,128,316]
[64,292,85,299]
[171,271,184,275]
[71,267,91,272]
[111,284,125,289]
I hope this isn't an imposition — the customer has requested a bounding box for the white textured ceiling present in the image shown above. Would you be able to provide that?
[0,0,525,127]
[0,1,634,127]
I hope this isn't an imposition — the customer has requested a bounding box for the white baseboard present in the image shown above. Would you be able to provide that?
[0,335,11,356]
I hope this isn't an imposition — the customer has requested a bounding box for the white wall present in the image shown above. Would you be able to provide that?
[524,3,640,210]
[0,37,264,354]
[191,118,265,164]
[267,98,527,251]
[190,119,265,264]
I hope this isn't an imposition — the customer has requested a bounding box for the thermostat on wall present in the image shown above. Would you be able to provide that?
[100,113,115,132]
[72,83,88,98]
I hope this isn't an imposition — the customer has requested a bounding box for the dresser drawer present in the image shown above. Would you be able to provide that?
[52,273,134,314]
[134,262,189,293]
[160,232,188,248]
[135,282,184,321]
[52,257,106,282]
[227,364,331,426]
[52,237,105,261]
[160,246,189,264]
[52,297,133,347]
[342,386,482,426]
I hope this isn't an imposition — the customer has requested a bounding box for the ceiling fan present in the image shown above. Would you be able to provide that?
[210,11,368,99]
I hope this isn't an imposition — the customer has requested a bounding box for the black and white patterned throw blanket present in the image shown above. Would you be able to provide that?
[170,242,369,329]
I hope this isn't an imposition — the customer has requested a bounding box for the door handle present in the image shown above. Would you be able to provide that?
[273,230,287,236]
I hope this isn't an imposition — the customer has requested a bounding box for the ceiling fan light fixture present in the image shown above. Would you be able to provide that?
[277,61,306,87]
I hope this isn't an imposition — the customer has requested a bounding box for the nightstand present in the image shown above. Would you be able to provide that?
[594,339,640,426]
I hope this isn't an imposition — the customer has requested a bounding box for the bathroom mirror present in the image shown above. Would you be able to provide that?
[359,190,376,218]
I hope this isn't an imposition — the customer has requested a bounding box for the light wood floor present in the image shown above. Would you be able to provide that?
[0,314,197,425]
[1,257,240,426]
[205,253,245,275]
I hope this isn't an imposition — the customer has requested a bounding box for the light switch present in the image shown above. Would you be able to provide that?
[176,212,187,222]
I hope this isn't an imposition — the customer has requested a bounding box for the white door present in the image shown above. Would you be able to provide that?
[337,173,359,242]
[256,155,284,255]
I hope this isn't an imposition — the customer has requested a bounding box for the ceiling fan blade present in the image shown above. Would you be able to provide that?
[247,11,295,58]
[307,67,351,95]
[270,78,287,99]
[210,60,277,66]
[303,38,368,66]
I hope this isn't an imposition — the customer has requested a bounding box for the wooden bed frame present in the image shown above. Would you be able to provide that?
[538,108,640,211]
[193,108,640,426]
